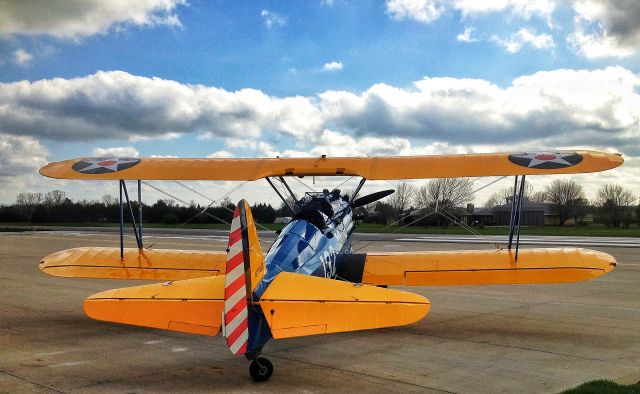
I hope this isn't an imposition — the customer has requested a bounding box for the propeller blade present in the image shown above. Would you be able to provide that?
[352,189,395,208]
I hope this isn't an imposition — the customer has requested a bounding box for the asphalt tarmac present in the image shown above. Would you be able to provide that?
[1,230,639,393]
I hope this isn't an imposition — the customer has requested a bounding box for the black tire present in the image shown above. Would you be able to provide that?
[249,357,273,382]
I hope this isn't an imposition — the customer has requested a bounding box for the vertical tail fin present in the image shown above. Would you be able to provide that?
[223,200,264,355]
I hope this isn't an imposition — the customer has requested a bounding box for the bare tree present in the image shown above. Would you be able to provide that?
[44,190,67,206]
[415,178,473,211]
[16,192,43,206]
[530,190,547,203]
[595,184,636,227]
[387,182,415,216]
[484,183,535,208]
[102,194,117,206]
[545,179,586,226]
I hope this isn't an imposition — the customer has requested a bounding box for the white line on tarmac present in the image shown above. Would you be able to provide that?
[49,361,90,368]
[144,339,167,345]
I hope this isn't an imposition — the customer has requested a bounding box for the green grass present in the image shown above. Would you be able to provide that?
[561,379,640,394]
[1,222,639,237]
[354,223,640,237]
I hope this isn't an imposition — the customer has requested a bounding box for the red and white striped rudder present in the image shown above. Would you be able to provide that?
[224,205,249,355]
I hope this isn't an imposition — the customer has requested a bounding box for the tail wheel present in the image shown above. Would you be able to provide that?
[249,357,273,382]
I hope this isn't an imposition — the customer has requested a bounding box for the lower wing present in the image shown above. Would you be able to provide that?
[337,248,616,286]
[40,247,226,280]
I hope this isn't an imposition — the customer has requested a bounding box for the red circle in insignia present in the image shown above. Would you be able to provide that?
[534,154,556,160]
[97,160,118,166]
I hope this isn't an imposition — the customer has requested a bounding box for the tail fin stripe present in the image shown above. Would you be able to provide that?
[224,200,263,356]
[224,286,245,311]
[227,319,249,344]
[224,263,245,289]
[228,228,242,247]
[224,273,246,299]
[224,297,247,327]
[229,328,249,355]
[225,252,244,275]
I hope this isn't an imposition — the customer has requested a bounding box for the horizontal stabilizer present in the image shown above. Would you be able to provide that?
[358,248,616,286]
[40,247,226,280]
[84,275,224,336]
[40,151,622,181]
[259,272,430,339]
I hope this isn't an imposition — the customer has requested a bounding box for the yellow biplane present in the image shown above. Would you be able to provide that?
[39,151,622,381]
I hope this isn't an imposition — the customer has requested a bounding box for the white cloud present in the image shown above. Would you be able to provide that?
[261,9,286,28]
[319,67,639,154]
[0,0,186,39]
[567,0,640,59]
[0,70,321,141]
[91,146,139,157]
[385,0,556,24]
[386,0,446,23]
[457,26,477,42]
[0,133,48,177]
[322,61,344,72]
[492,28,555,53]
[453,0,556,22]
[1,68,638,162]
[207,150,235,158]
[13,49,33,65]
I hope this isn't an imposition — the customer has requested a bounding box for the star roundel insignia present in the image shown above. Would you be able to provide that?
[72,157,141,174]
[508,152,583,169]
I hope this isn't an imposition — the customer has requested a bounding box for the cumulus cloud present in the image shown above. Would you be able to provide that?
[261,9,286,28]
[386,0,446,23]
[13,49,33,65]
[207,150,235,158]
[0,0,185,39]
[1,68,638,159]
[492,28,555,53]
[457,27,477,42]
[92,146,139,157]
[318,67,639,152]
[385,0,556,24]
[0,133,48,177]
[568,0,640,59]
[322,61,344,72]
[453,0,556,21]
[0,70,321,141]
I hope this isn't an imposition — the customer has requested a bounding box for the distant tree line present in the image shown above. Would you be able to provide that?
[1,180,638,228]
[0,191,280,225]
[358,179,639,228]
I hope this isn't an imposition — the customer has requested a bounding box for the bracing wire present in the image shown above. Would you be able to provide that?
[351,176,508,252]
[142,180,249,249]
[172,180,276,234]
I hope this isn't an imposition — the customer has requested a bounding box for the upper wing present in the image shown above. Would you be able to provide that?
[258,272,429,339]
[39,151,622,180]
[40,247,226,281]
[338,248,616,286]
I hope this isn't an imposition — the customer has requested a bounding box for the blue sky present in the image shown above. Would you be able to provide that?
[1,0,639,206]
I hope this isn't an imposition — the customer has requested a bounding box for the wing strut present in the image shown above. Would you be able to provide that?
[351,177,367,201]
[118,180,145,259]
[120,180,143,250]
[266,177,295,215]
[507,175,526,261]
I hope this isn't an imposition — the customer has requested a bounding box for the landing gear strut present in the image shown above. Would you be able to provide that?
[249,357,273,381]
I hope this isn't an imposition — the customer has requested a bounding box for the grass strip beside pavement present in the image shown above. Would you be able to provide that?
[561,379,640,394]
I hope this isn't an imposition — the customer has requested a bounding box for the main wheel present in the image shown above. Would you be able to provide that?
[249,357,273,382]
